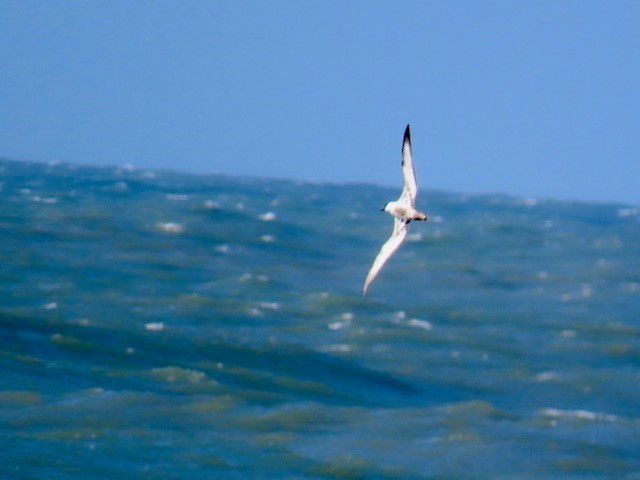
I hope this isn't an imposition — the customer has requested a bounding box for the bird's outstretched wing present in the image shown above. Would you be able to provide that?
[399,124,418,207]
[363,218,409,294]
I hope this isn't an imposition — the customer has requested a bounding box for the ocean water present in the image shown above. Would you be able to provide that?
[1,158,639,479]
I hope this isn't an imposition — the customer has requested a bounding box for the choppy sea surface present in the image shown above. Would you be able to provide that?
[1,158,640,479]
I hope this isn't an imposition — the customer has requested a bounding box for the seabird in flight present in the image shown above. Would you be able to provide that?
[363,125,428,295]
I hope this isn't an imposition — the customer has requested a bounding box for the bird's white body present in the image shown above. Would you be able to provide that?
[383,201,427,222]
[363,125,427,295]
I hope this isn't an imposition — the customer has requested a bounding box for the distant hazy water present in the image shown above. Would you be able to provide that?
[1,158,639,479]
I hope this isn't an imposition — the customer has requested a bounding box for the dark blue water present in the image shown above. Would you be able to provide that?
[1,159,639,479]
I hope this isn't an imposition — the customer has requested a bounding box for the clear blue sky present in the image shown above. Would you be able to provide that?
[1,1,638,204]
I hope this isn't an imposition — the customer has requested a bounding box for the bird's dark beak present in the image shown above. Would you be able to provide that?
[380,207,385,212]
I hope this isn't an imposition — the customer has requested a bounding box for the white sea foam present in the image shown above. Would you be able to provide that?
[540,408,618,422]
[321,344,352,353]
[328,321,349,330]
[259,211,277,221]
[257,301,279,310]
[240,272,269,282]
[261,235,276,243]
[618,207,639,217]
[535,371,558,382]
[560,283,592,301]
[156,222,184,233]
[151,366,206,384]
[329,313,353,330]
[408,319,433,330]
[145,322,165,331]
[31,195,58,204]
[215,244,230,254]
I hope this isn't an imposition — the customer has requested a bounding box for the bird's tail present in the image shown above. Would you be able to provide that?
[415,211,428,221]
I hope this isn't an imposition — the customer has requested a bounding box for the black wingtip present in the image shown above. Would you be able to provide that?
[404,124,411,142]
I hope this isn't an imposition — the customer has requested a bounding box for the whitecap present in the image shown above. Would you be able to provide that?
[156,222,184,234]
[540,408,617,422]
[408,319,432,330]
[151,366,206,384]
[261,235,276,243]
[560,284,592,301]
[203,199,219,210]
[618,207,639,217]
[328,321,349,330]
[145,322,165,331]
[44,302,58,310]
[31,196,58,204]
[320,344,352,353]
[258,211,276,221]
[534,371,558,382]
[329,313,353,330]
[257,301,279,310]
[215,244,230,254]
